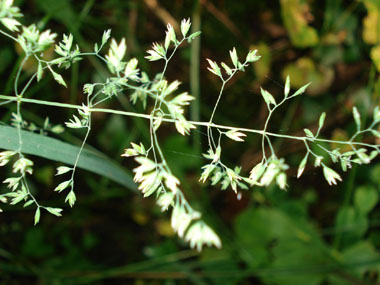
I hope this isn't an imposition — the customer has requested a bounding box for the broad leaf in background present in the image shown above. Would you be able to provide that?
[362,0,380,45]
[0,125,136,190]
[282,57,334,95]
[280,0,319,48]
[327,241,380,283]
[354,186,378,215]
[362,0,380,72]
[235,207,332,284]
[335,206,368,248]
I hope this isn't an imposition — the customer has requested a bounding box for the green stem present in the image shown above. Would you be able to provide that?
[0,28,18,42]
[334,64,377,250]
[69,115,92,199]
[1,95,379,150]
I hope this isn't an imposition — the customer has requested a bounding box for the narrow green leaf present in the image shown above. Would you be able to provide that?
[23,200,34,208]
[1,18,21,32]
[65,191,77,207]
[225,130,246,142]
[11,194,26,205]
[318,112,326,133]
[56,166,72,175]
[34,207,40,225]
[229,47,238,67]
[353,107,361,131]
[276,172,287,190]
[0,125,136,191]
[180,18,191,37]
[304,128,314,138]
[260,87,276,106]
[50,69,67,87]
[221,62,233,76]
[37,62,43,82]
[249,162,265,185]
[164,30,171,50]
[292,82,311,97]
[102,29,111,46]
[187,31,201,42]
[54,180,72,192]
[206,59,222,77]
[341,159,348,172]
[166,23,177,45]
[45,207,63,217]
[246,49,260,62]
[371,130,380,138]
[284,75,290,98]
[297,153,309,178]
[370,150,378,160]
[373,106,380,122]
[323,165,342,185]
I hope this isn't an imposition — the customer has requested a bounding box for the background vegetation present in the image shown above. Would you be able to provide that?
[1,0,380,284]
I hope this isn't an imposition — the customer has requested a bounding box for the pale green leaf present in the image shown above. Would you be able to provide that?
[225,130,246,142]
[229,47,238,67]
[318,112,326,133]
[260,87,276,106]
[221,62,233,76]
[56,166,72,175]
[206,59,222,77]
[37,62,43,82]
[303,128,314,138]
[54,180,72,192]
[297,153,309,178]
[1,18,20,32]
[65,190,76,207]
[246,49,260,62]
[353,107,361,131]
[45,207,63,216]
[187,31,201,42]
[50,69,67,87]
[34,207,40,225]
[23,200,34,208]
[373,106,380,122]
[180,18,191,37]
[371,130,380,138]
[102,29,111,46]
[322,165,342,185]
[292,82,311,97]
[284,75,290,98]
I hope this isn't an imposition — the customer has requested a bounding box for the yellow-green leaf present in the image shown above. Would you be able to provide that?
[280,0,319,48]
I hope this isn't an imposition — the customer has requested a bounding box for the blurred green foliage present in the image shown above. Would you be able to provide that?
[1,0,380,284]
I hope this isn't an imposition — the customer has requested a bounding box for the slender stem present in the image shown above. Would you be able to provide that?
[208,81,226,149]
[15,57,29,153]
[0,28,18,42]
[206,63,247,150]
[208,81,226,126]
[1,94,379,149]
[23,177,41,208]
[262,109,274,161]
[69,115,92,196]
[260,94,294,160]
[11,56,44,211]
